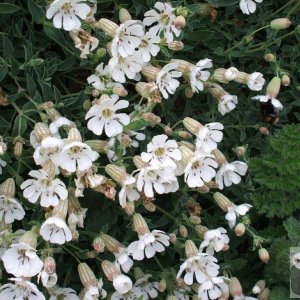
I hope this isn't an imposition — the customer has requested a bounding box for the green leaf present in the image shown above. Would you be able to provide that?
[43,22,67,48]
[26,74,37,98]
[0,60,8,82]
[208,0,239,7]
[0,116,10,128]
[2,36,14,59]
[28,0,44,24]
[12,115,28,136]
[0,3,21,14]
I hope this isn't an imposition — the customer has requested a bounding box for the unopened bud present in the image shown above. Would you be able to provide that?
[232,146,246,157]
[133,267,144,281]
[124,202,135,215]
[213,192,234,212]
[252,280,266,295]
[229,277,243,297]
[133,213,150,235]
[143,201,156,212]
[34,123,51,142]
[95,18,119,37]
[159,279,167,292]
[113,84,128,97]
[183,87,193,98]
[179,225,188,238]
[183,117,202,135]
[177,131,193,139]
[105,164,127,185]
[0,142,7,155]
[100,233,121,254]
[195,225,208,239]
[176,6,188,18]
[92,236,105,253]
[212,149,227,166]
[52,198,68,219]
[13,141,23,158]
[92,89,100,98]
[259,127,269,135]
[179,145,194,165]
[258,288,270,300]
[189,216,201,225]
[119,8,132,23]
[68,127,82,143]
[0,178,15,198]
[44,257,56,274]
[185,240,198,258]
[264,53,275,62]
[78,263,97,287]
[270,18,291,30]
[235,223,246,237]
[169,233,177,244]
[259,248,270,263]
[83,100,92,111]
[142,112,161,125]
[101,260,120,281]
[85,140,108,153]
[266,76,281,98]
[20,230,38,249]
[164,126,173,136]
[141,65,160,81]
[174,16,186,29]
[281,74,290,87]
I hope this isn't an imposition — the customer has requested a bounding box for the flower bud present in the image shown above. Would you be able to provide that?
[169,233,177,244]
[101,260,120,281]
[177,131,193,139]
[179,225,188,238]
[266,76,281,98]
[105,164,127,185]
[20,230,38,249]
[142,112,161,125]
[189,216,201,225]
[113,85,128,97]
[100,233,121,254]
[234,72,249,84]
[92,90,100,98]
[252,280,266,294]
[213,192,234,212]
[212,149,227,166]
[68,127,82,143]
[207,83,227,99]
[0,178,15,197]
[235,223,246,237]
[44,257,56,274]
[176,6,188,17]
[95,18,119,37]
[52,198,68,219]
[183,117,202,135]
[213,68,229,84]
[143,201,156,212]
[281,74,290,87]
[229,277,243,297]
[133,155,148,169]
[185,240,198,258]
[195,225,208,239]
[225,67,239,81]
[258,288,270,300]
[178,141,195,151]
[119,8,132,23]
[13,141,23,158]
[0,142,7,156]
[133,213,150,235]
[85,140,108,153]
[78,263,97,287]
[167,296,177,300]
[174,16,186,29]
[43,160,56,178]
[179,145,194,165]
[259,127,269,135]
[159,279,167,292]
[168,41,184,51]
[83,99,92,111]
[34,123,51,142]
[184,86,194,98]
[133,267,144,281]
[170,59,193,74]
[232,146,247,157]
[141,65,160,81]
[92,236,105,253]
[259,248,270,263]
[270,18,291,30]
[0,88,8,106]
[96,48,107,59]
[164,126,173,136]
[124,202,135,215]
[264,53,275,62]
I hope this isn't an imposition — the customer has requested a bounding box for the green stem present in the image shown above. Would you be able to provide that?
[287,0,300,16]
[155,205,178,223]
[268,0,296,19]
[60,245,81,263]
[154,256,164,272]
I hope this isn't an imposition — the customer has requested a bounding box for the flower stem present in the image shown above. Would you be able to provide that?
[155,205,178,223]
[60,245,81,263]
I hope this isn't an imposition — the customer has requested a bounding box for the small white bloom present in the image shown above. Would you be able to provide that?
[247,72,265,91]
[198,277,229,300]
[109,54,143,83]
[225,204,252,228]
[59,141,98,173]
[184,151,218,188]
[86,95,130,137]
[40,216,72,244]
[87,63,114,92]
[50,117,73,138]
[0,159,6,175]
[119,176,140,208]
[128,230,170,260]
[21,169,68,207]
[252,95,283,112]
[218,94,238,115]
[40,270,58,288]
[200,228,229,255]
[30,131,41,149]
[115,247,134,273]
[68,208,87,231]
[111,20,144,58]
[49,287,79,300]
[190,59,212,93]
[173,287,191,300]
[113,274,133,295]
[46,0,90,31]
[83,278,107,300]
[138,31,161,63]
[0,194,25,224]
[156,63,182,99]
[240,0,263,15]
[216,161,248,190]
[177,253,220,285]
[134,274,159,299]
[143,2,180,42]
[141,134,182,169]
[195,123,224,153]
[111,287,143,300]
[0,278,45,300]
[2,242,43,277]
[224,67,239,81]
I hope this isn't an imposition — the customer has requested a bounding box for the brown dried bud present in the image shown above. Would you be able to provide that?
[113,84,128,97]
[174,16,186,29]
[232,146,247,157]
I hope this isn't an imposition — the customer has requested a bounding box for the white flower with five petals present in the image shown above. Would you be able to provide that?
[247,72,265,91]
[0,194,25,224]
[138,32,161,63]
[240,0,263,15]
[199,228,229,255]
[198,277,229,300]
[218,94,238,115]
[225,204,252,228]
[190,59,212,93]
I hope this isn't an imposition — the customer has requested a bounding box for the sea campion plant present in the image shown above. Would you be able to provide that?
[0,0,299,299]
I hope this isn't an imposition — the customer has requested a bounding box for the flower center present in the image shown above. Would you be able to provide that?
[140,39,149,48]
[70,146,82,154]
[62,2,72,13]
[160,14,170,25]
[154,147,165,157]
[102,108,113,118]
[191,160,202,170]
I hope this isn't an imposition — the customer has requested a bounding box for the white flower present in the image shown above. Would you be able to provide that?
[111,287,143,300]
[252,95,283,112]
[128,230,170,260]
[2,242,43,277]
[49,287,79,300]
[30,131,40,149]
[21,170,68,207]
[292,252,300,269]
[33,136,64,167]
[198,277,229,300]
[141,134,182,169]
[119,176,140,208]
[40,271,58,288]
[0,194,25,224]
[225,204,252,228]
[240,0,263,15]
[50,117,73,138]
[109,54,143,83]
[136,165,178,198]
[0,278,45,300]
[46,0,90,31]
[0,159,6,175]
[113,274,133,295]
[224,67,239,81]
[218,94,238,115]
[156,63,182,99]
[138,32,161,62]
[190,59,212,93]
[83,278,107,300]
[199,228,229,255]
[115,247,134,273]
[173,287,191,300]
[87,63,114,92]
[59,141,98,173]
[176,253,220,285]
[195,123,224,153]
[134,274,159,299]
[111,20,144,58]
[40,216,72,244]
[68,208,87,231]
[184,151,218,188]
[143,2,180,42]
[247,72,265,91]
[86,95,130,137]
[216,161,248,190]
[0,229,25,259]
